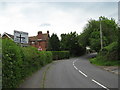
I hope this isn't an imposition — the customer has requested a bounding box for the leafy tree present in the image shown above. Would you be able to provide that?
[60,32,85,56]
[78,16,118,52]
[47,33,60,51]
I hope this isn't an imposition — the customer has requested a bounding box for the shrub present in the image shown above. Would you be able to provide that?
[2,39,53,88]
[51,51,70,60]
[100,42,118,61]
[90,42,119,66]
[2,39,23,88]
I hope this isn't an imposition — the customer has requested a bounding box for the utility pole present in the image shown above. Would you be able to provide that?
[100,17,103,51]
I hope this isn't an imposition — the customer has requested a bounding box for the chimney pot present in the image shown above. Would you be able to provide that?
[38,31,42,35]
[47,30,49,33]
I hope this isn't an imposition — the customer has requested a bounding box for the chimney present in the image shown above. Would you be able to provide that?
[47,30,49,34]
[37,31,42,39]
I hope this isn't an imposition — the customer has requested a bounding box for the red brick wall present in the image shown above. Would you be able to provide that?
[39,41,46,50]
[29,31,49,51]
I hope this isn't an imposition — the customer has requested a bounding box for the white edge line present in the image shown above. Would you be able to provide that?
[92,79,109,90]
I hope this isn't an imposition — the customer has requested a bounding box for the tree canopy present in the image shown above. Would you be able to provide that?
[47,33,60,51]
[60,32,85,56]
[78,16,118,52]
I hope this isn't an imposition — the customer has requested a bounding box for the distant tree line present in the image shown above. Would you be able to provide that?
[47,16,118,57]
[47,32,85,56]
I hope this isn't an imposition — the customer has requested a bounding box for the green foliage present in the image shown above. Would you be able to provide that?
[104,42,118,52]
[90,42,119,66]
[90,58,120,66]
[51,51,70,60]
[47,33,60,51]
[60,32,85,56]
[100,42,118,61]
[2,39,23,88]
[78,16,118,52]
[2,39,53,88]
[89,31,108,52]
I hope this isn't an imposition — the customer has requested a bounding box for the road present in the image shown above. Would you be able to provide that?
[20,53,119,89]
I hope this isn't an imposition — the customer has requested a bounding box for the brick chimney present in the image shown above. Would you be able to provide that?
[47,30,49,34]
[37,31,42,39]
[47,30,50,38]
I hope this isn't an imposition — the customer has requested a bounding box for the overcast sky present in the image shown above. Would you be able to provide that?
[0,0,119,37]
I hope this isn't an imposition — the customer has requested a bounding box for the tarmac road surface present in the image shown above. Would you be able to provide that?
[20,53,119,89]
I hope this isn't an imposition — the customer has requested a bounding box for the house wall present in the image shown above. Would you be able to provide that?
[39,41,46,51]
[29,31,49,51]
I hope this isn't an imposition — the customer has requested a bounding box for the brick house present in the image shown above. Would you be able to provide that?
[29,31,50,51]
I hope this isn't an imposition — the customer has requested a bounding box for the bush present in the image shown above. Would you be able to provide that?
[51,51,70,60]
[2,39,53,88]
[90,58,120,66]
[2,39,23,88]
[100,42,118,61]
[90,42,119,66]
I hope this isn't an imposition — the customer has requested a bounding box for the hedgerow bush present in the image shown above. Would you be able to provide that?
[90,42,119,66]
[100,42,118,61]
[2,39,52,88]
[2,39,23,88]
[51,51,70,60]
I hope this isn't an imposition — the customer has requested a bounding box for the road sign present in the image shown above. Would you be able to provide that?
[38,46,42,51]
[14,30,28,44]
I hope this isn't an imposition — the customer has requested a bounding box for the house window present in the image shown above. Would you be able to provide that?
[31,41,35,44]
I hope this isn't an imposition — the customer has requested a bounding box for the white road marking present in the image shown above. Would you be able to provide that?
[74,66,78,70]
[73,60,87,77]
[92,79,110,90]
[73,59,110,89]
[78,70,88,77]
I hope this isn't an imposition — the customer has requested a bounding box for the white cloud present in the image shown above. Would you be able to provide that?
[0,2,118,38]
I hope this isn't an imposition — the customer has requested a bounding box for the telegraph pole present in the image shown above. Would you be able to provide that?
[100,17,103,51]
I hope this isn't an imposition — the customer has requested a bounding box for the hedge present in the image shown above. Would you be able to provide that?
[2,39,52,88]
[90,42,119,66]
[51,51,70,60]
[100,42,118,61]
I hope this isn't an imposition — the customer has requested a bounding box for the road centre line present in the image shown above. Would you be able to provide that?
[78,70,87,77]
[73,60,87,77]
[92,79,110,90]
[73,59,110,90]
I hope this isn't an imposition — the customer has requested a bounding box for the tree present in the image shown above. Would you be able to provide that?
[47,33,60,51]
[60,32,85,56]
[78,16,118,52]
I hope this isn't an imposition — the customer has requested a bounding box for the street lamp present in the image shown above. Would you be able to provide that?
[99,17,103,51]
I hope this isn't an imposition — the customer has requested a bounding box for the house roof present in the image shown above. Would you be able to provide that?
[42,33,49,40]
[2,32,14,40]
[29,33,49,42]
[2,31,49,42]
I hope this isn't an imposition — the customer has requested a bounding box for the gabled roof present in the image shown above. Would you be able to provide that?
[29,36,37,41]
[42,33,49,40]
[2,32,14,40]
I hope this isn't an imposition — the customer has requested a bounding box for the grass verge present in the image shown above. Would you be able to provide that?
[41,64,52,88]
[90,58,120,66]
